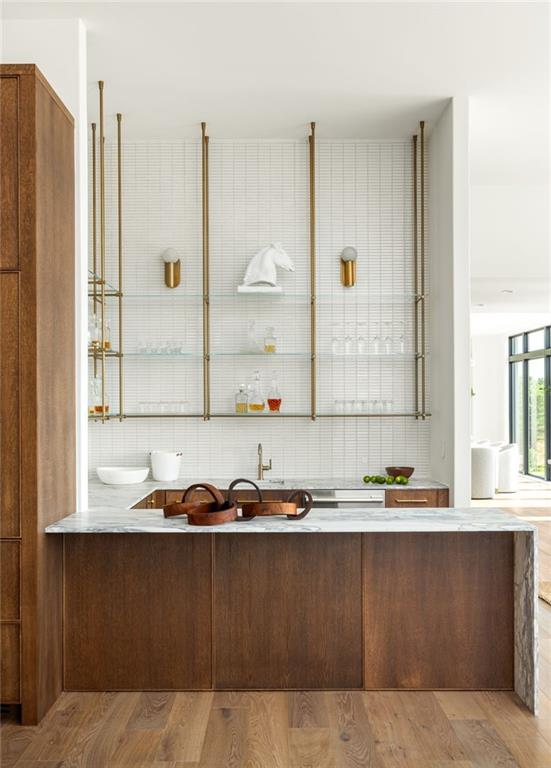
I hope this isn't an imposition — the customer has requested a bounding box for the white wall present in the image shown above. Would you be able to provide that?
[428,97,471,505]
[471,334,509,443]
[2,18,88,511]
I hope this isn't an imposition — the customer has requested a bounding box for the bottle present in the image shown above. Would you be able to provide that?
[264,326,276,354]
[267,376,282,412]
[92,377,109,416]
[103,320,112,350]
[235,384,248,414]
[246,320,260,353]
[88,378,96,416]
[88,314,99,349]
[248,370,265,412]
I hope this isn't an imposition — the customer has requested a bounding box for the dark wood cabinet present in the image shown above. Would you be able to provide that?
[61,529,515,695]
[1,624,20,703]
[0,272,20,537]
[0,74,21,270]
[64,534,212,691]
[363,532,514,689]
[213,533,363,689]
[386,488,449,507]
[0,65,75,724]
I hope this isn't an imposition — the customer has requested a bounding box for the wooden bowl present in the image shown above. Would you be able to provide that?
[385,466,414,479]
[163,482,238,525]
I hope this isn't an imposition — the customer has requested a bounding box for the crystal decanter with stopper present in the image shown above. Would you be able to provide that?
[264,326,277,354]
[267,374,282,412]
[235,383,248,414]
[248,370,265,412]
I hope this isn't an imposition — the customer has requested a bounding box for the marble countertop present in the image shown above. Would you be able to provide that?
[87,475,447,509]
[45,479,534,534]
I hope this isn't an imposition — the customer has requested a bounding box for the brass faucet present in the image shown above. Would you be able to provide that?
[257,442,272,480]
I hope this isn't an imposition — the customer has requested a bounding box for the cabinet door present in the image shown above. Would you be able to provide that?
[0,541,20,620]
[64,534,212,690]
[363,533,514,689]
[0,624,20,703]
[214,533,363,689]
[0,76,20,270]
[386,488,448,508]
[0,272,20,537]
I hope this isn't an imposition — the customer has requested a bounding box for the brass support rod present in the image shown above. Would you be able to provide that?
[117,113,124,421]
[413,134,419,418]
[99,81,106,422]
[201,122,210,421]
[91,122,97,299]
[91,122,98,377]
[309,121,316,421]
[420,120,426,419]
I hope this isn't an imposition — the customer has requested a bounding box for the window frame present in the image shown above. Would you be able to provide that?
[508,325,551,481]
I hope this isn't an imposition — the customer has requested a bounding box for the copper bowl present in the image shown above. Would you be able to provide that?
[385,466,414,479]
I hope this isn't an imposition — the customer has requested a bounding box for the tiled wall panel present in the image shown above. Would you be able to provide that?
[89,138,430,479]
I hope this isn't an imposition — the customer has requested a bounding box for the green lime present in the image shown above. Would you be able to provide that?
[396,475,405,484]
[363,475,372,484]
[403,477,409,485]
[386,476,394,484]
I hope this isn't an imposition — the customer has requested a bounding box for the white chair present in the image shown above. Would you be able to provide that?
[471,445,497,499]
[489,441,506,481]
[497,444,519,493]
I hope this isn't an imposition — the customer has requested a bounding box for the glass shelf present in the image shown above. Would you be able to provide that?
[120,291,421,304]
[88,269,119,294]
[316,412,426,418]
[88,348,122,357]
[120,351,418,361]
[90,411,429,420]
[210,412,308,418]
[320,353,417,361]
[124,352,201,358]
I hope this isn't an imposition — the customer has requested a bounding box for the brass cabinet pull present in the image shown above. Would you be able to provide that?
[394,498,428,504]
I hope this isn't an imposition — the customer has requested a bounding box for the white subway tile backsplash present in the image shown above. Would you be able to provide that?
[89,137,430,480]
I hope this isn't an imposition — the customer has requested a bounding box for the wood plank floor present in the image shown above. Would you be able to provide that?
[3,507,550,768]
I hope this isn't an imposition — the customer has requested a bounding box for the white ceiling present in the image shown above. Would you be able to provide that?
[2,2,547,179]
[4,1,550,311]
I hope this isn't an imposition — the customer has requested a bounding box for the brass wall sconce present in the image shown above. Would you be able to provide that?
[162,248,182,288]
[340,246,357,287]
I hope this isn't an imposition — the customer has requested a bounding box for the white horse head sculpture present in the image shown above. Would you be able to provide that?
[242,243,295,288]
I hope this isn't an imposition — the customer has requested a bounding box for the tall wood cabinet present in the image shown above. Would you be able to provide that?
[0,65,75,724]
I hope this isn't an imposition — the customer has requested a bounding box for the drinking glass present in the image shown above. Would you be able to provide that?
[383,322,393,355]
[393,321,405,354]
[331,322,343,355]
[357,322,367,355]
[371,322,381,354]
[344,322,355,355]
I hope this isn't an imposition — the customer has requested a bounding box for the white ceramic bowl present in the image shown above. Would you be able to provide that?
[96,467,150,485]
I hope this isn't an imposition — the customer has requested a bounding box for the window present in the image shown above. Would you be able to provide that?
[528,329,545,352]
[511,335,524,355]
[509,326,550,480]
[510,361,524,472]
[527,357,545,477]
